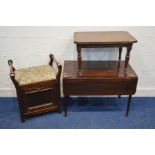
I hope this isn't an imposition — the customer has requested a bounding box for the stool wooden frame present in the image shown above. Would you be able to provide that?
[8,54,62,122]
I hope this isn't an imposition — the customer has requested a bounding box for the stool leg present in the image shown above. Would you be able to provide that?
[53,89,61,113]
[17,90,26,123]
[64,95,69,117]
[21,116,26,122]
[58,98,62,114]
[57,90,62,114]
[126,95,132,117]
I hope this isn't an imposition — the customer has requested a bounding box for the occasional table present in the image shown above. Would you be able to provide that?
[74,31,137,70]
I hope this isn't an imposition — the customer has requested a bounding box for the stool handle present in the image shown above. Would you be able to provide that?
[49,54,61,67]
[8,59,15,77]
[49,54,62,81]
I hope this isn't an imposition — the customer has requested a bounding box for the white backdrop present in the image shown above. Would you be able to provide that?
[0,26,155,96]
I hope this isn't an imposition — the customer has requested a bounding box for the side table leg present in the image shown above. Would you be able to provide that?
[126,95,132,117]
[77,45,82,69]
[125,45,132,71]
[118,47,122,61]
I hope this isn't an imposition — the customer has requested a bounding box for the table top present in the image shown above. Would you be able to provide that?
[74,31,137,45]
[63,61,137,79]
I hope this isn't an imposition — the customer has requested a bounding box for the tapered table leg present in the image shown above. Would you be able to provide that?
[126,95,132,117]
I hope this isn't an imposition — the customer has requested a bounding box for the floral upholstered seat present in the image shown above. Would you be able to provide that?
[15,65,56,86]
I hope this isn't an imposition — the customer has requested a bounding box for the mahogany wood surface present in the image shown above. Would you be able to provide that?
[74,31,137,44]
[63,61,137,79]
[63,61,138,95]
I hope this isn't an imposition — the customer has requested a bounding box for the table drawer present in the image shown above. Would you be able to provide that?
[63,78,138,95]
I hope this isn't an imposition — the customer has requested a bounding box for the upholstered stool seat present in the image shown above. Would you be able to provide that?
[15,65,56,86]
[8,54,62,122]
